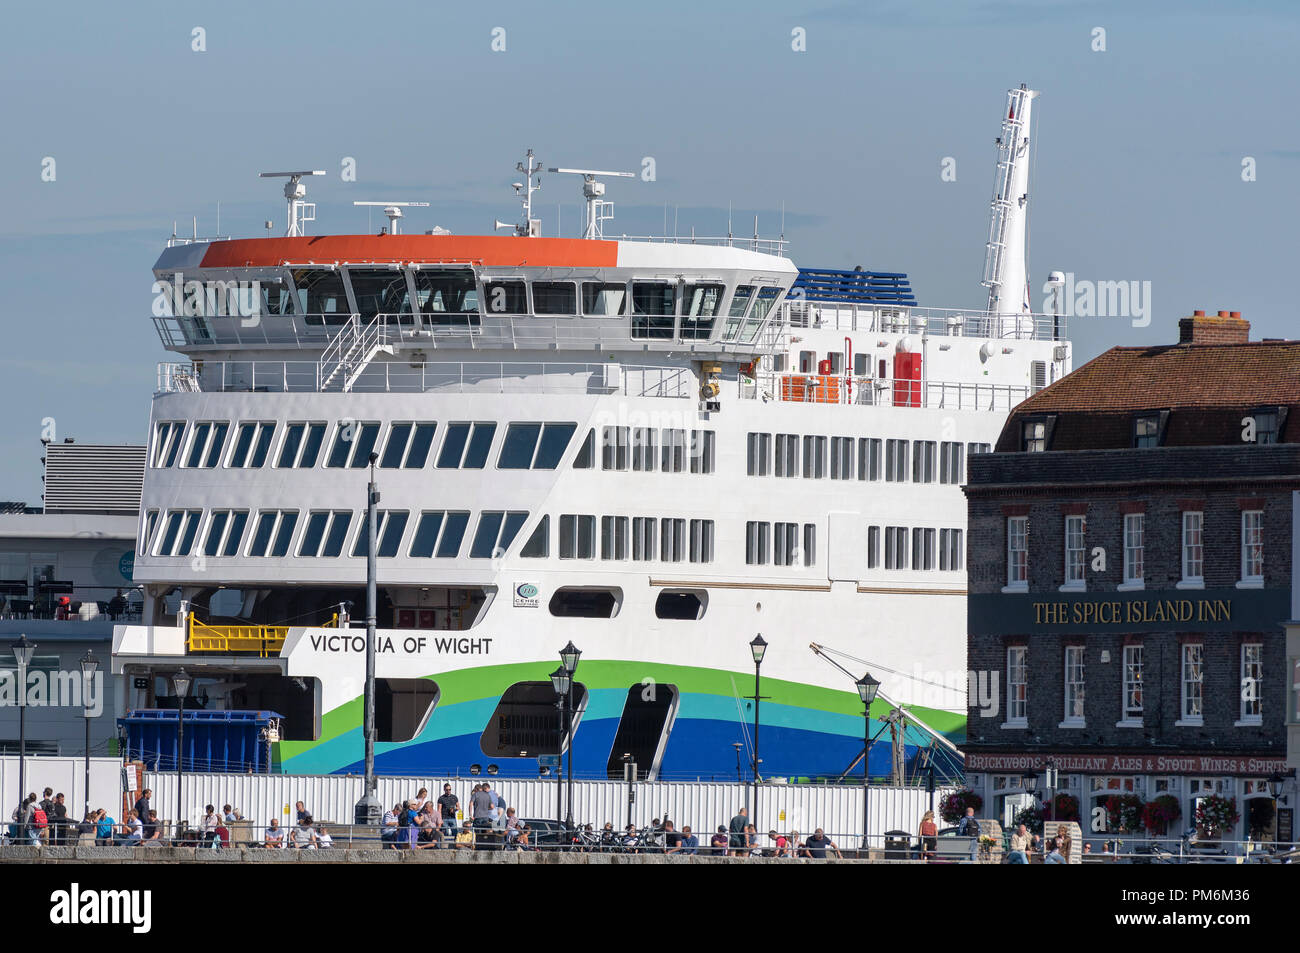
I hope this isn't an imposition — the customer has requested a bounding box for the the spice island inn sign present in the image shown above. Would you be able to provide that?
[967,752,1289,776]
[967,587,1289,636]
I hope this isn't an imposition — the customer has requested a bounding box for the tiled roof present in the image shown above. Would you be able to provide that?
[1013,341,1300,413]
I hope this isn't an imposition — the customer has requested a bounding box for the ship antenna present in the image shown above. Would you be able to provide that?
[259,169,327,237]
[496,149,544,237]
[546,165,634,239]
[352,201,430,236]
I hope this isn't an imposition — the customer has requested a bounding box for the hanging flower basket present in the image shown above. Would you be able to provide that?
[1052,793,1081,823]
[1105,794,1144,833]
[1141,795,1181,835]
[1195,795,1239,839]
[939,788,983,825]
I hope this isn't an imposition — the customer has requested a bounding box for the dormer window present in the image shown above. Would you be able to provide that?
[1252,410,1279,445]
[1133,414,1160,448]
[1021,419,1048,452]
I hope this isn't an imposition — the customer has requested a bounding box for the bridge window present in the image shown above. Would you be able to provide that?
[414,269,480,327]
[380,422,437,469]
[353,510,410,558]
[228,422,276,468]
[482,279,527,316]
[605,683,679,779]
[722,284,755,340]
[348,268,412,318]
[293,269,349,316]
[470,511,529,558]
[437,422,497,469]
[183,422,229,469]
[377,678,439,743]
[741,287,782,343]
[153,421,186,468]
[680,283,724,339]
[325,421,381,468]
[276,422,327,468]
[259,280,295,316]
[409,510,471,558]
[548,587,619,618]
[582,282,626,316]
[155,509,202,557]
[532,281,577,315]
[481,681,588,758]
[631,282,675,339]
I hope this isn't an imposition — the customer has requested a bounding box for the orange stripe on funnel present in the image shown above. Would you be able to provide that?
[198,234,619,269]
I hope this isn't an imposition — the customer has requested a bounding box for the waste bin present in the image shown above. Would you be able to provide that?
[884,830,912,859]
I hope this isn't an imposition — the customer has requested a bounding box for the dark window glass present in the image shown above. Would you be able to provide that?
[322,512,351,557]
[381,423,412,469]
[532,282,577,315]
[582,282,626,316]
[157,512,182,556]
[405,423,436,467]
[293,269,349,316]
[534,423,576,469]
[463,423,496,468]
[299,512,328,557]
[415,270,479,316]
[573,429,595,469]
[631,282,675,339]
[377,511,408,558]
[521,516,549,557]
[500,511,528,551]
[221,512,248,557]
[185,423,211,468]
[499,424,542,469]
[680,283,724,339]
[249,424,274,467]
[250,512,276,556]
[278,424,305,468]
[230,424,254,467]
[270,512,298,557]
[299,423,325,467]
[348,269,412,318]
[471,512,505,558]
[482,280,527,315]
[437,512,469,557]
[410,512,445,558]
[204,511,229,558]
[202,423,228,468]
[437,423,470,468]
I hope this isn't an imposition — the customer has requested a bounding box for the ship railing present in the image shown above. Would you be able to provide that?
[785,302,1068,343]
[743,372,1032,412]
[613,234,790,256]
[156,360,692,398]
[185,611,338,658]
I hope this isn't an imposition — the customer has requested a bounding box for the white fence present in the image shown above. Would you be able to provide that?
[144,771,955,841]
[1,756,124,818]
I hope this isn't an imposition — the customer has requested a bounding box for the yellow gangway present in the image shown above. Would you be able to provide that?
[186,612,338,658]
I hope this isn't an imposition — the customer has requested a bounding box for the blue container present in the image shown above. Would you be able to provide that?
[118,709,284,774]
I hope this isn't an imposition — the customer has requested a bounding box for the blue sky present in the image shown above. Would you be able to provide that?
[1,0,1297,500]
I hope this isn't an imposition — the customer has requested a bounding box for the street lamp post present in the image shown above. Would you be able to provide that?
[12,635,35,816]
[749,635,767,824]
[172,668,191,839]
[1044,758,1058,827]
[855,672,881,853]
[559,641,581,832]
[80,650,98,817]
[354,452,381,828]
[549,665,570,837]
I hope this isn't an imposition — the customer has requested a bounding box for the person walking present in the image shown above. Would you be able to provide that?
[918,810,938,860]
[956,806,981,862]
[728,807,749,857]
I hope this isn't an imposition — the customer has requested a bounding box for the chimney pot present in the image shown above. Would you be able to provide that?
[1193,310,1205,317]
[1217,310,1230,317]
[1230,311,1241,318]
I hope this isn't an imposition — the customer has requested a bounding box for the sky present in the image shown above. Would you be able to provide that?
[0,0,1297,501]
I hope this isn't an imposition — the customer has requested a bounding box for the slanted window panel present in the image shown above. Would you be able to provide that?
[601,516,629,560]
[409,511,469,559]
[203,511,230,558]
[741,287,781,343]
[437,512,469,557]
[348,269,412,319]
[559,514,596,559]
[298,512,329,557]
[858,438,881,481]
[747,433,771,476]
[573,429,595,469]
[399,423,435,468]
[680,283,724,339]
[270,511,298,557]
[582,282,626,316]
[414,269,479,316]
[662,429,687,472]
[533,423,576,469]
[152,422,183,468]
[184,423,212,468]
[632,517,657,561]
[604,683,680,779]
[722,284,755,340]
[499,423,542,470]
[409,512,445,558]
[201,423,228,468]
[602,427,630,471]
[220,512,248,557]
[532,281,577,315]
[481,279,527,316]
[687,429,715,474]
[353,511,408,558]
[630,282,675,339]
[437,422,496,468]
[471,512,505,558]
[155,511,181,556]
[248,511,276,557]
[689,519,714,563]
[277,423,306,468]
[326,422,380,468]
[380,423,413,469]
[521,516,549,558]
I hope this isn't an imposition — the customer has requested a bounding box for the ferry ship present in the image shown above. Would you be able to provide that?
[112,85,1069,782]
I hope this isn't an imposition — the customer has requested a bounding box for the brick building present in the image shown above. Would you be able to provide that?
[964,311,1297,847]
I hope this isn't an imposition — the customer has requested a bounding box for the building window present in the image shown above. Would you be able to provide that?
[1122,513,1144,586]
[1122,644,1143,723]
[830,436,854,479]
[661,429,687,472]
[912,441,937,483]
[1006,647,1027,725]
[747,433,771,476]
[435,422,496,469]
[774,434,799,477]
[1180,643,1204,724]
[857,438,881,481]
[1063,515,1086,587]
[939,528,963,571]
[631,428,657,472]
[632,517,657,561]
[885,439,908,482]
[1252,410,1279,444]
[1181,512,1203,585]
[939,442,964,484]
[1021,419,1047,452]
[967,441,991,457]
[660,518,686,562]
[1063,646,1085,725]
[408,511,470,558]
[1133,414,1160,448]
[885,526,908,570]
[689,430,716,474]
[802,436,827,479]
[1006,516,1028,588]
[326,422,381,468]
[867,525,880,569]
[1241,510,1264,584]
[1240,643,1263,724]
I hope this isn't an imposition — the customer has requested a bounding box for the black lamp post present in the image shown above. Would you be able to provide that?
[12,635,35,815]
[549,665,570,836]
[855,672,881,852]
[172,668,191,839]
[559,641,581,832]
[80,650,98,817]
[749,635,767,822]
[1044,757,1058,826]
[354,452,381,829]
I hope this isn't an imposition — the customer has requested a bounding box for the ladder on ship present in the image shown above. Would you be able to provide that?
[318,313,393,392]
[981,85,1034,315]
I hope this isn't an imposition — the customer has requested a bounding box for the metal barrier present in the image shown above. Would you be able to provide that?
[186,612,338,657]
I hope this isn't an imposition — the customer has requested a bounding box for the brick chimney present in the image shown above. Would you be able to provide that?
[1178,309,1250,345]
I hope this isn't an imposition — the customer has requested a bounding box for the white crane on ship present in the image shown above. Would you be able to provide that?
[981,85,1038,339]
